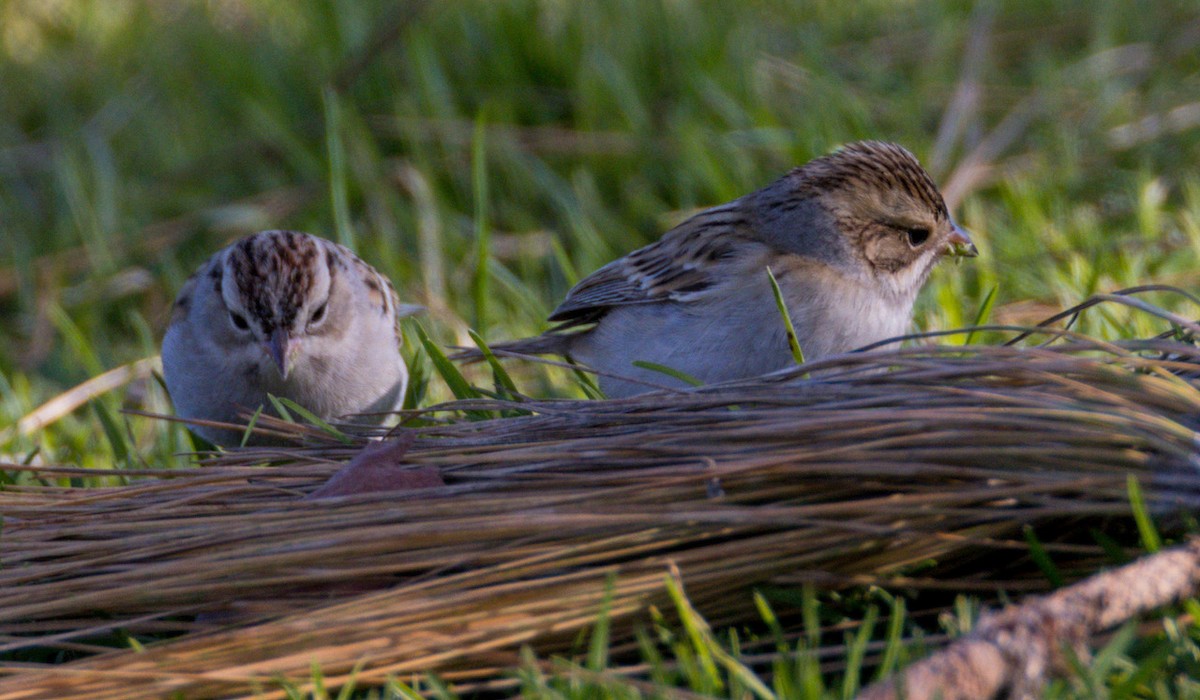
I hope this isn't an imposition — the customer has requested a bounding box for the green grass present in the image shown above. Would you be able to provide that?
[2,0,1200,694]
[276,577,1200,699]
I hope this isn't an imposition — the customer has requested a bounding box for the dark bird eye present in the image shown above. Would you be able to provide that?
[229,311,250,331]
[310,301,328,326]
[905,227,931,248]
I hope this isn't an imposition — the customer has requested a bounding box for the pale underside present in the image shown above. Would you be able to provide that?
[561,240,917,398]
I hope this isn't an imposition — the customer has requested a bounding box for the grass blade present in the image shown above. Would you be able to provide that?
[271,396,354,444]
[467,329,522,401]
[631,360,703,387]
[412,323,493,420]
[267,394,294,424]
[92,401,130,465]
[665,568,776,699]
[963,284,998,346]
[875,595,907,679]
[413,322,480,402]
[470,111,491,332]
[238,404,264,448]
[1127,474,1162,553]
[766,267,805,365]
[841,605,877,699]
[586,577,615,672]
[1023,524,1065,587]
[570,363,606,399]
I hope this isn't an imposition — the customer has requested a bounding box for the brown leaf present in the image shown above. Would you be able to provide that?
[308,432,443,499]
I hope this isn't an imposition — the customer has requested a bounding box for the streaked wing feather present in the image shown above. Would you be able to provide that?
[546,259,659,322]
[548,203,751,325]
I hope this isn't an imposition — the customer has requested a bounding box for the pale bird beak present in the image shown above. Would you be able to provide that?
[945,223,978,258]
[394,303,426,318]
[265,327,293,379]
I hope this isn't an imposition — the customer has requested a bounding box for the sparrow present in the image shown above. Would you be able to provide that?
[162,230,419,446]
[468,141,976,397]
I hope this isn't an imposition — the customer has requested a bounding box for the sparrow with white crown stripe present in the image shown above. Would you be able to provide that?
[163,230,420,445]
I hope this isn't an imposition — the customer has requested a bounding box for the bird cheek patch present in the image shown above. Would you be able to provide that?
[863,232,912,274]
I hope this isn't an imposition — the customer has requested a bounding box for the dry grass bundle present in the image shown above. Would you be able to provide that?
[1,318,1199,697]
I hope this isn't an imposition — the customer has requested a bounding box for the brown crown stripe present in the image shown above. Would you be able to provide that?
[803,142,948,221]
[227,231,325,332]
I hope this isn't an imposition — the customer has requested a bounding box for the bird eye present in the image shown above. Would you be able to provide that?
[905,227,931,248]
[309,301,328,326]
[229,311,250,331]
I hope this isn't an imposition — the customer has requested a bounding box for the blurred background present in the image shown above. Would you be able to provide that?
[1,0,1198,468]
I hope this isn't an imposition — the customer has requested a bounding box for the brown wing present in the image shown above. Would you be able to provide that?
[547,202,753,328]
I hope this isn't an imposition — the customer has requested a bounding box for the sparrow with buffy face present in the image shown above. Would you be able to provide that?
[472,141,977,397]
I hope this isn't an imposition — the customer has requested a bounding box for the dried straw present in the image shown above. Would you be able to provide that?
[0,310,1198,698]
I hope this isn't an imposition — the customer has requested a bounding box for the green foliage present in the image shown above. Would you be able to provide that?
[1,0,1199,693]
[272,395,355,444]
[412,321,480,402]
[1129,474,1164,554]
[767,266,806,365]
[4,0,1200,465]
[630,360,703,387]
[1024,524,1066,588]
[466,329,522,401]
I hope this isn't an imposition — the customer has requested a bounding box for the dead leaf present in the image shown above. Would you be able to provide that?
[308,433,443,499]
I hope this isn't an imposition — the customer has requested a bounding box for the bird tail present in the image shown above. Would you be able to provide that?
[450,333,572,364]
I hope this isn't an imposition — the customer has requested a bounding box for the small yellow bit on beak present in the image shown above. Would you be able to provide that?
[945,224,978,258]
